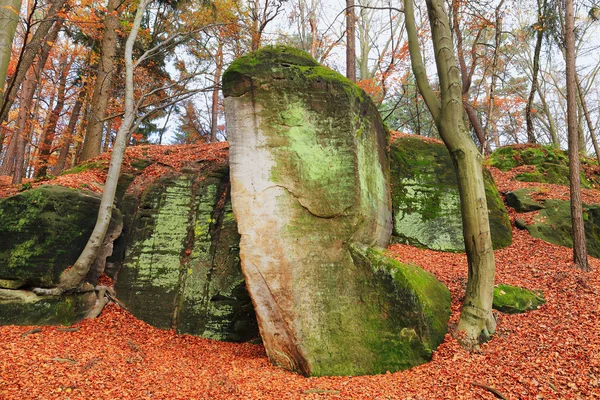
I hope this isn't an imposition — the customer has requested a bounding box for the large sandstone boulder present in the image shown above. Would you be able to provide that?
[510,189,600,258]
[223,46,450,376]
[114,168,258,342]
[390,135,512,251]
[0,185,122,288]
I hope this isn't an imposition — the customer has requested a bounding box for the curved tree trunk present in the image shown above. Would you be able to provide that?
[525,0,547,144]
[405,0,496,348]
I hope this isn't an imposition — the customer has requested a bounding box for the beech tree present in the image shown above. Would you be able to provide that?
[404,0,496,347]
[0,0,21,95]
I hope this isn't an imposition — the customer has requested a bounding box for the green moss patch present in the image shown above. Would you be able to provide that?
[390,135,511,251]
[505,188,544,212]
[493,284,545,314]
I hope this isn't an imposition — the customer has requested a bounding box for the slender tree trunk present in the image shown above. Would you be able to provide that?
[577,77,600,164]
[565,0,589,271]
[484,0,505,148]
[525,0,546,144]
[210,41,223,143]
[54,89,85,174]
[35,52,71,178]
[0,18,60,181]
[79,0,120,161]
[0,0,22,94]
[345,0,356,82]
[53,0,149,293]
[250,0,260,51]
[405,0,496,348]
[0,0,66,126]
[538,88,560,147]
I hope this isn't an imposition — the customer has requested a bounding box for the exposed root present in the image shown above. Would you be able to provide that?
[472,382,508,399]
[21,328,42,337]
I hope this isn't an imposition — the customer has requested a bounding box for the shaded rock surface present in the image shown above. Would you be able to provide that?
[390,135,512,252]
[505,188,544,212]
[224,46,450,376]
[0,185,122,288]
[493,284,545,314]
[114,167,258,342]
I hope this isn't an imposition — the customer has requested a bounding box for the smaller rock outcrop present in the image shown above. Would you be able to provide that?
[390,135,512,252]
[493,284,545,314]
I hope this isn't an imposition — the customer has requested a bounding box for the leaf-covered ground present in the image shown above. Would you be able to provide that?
[1,143,600,399]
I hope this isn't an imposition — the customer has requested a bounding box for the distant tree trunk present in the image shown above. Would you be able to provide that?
[538,88,560,147]
[210,41,223,143]
[577,77,600,164]
[0,0,22,94]
[0,19,61,182]
[525,0,546,144]
[79,0,120,161]
[405,0,496,348]
[35,52,72,178]
[0,0,67,126]
[565,0,589,271]
[345,0,356,82]
[54,89,85,174]
[484,0,505,149]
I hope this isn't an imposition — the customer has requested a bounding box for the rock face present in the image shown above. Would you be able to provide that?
[224,46,450,376]
[390,135,512,252]
[0,185,122,288]
[115,168,258,342]
[510,190,600,259]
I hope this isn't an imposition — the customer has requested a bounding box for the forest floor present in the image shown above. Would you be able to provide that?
[1,144,600,399]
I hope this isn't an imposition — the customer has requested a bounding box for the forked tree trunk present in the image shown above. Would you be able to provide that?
[525,0,547,144]
[564,0,589,271]
[79,0,120,161]
[405,0,496,348]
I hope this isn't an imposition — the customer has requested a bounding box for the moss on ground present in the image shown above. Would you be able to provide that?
[493,284,545,314]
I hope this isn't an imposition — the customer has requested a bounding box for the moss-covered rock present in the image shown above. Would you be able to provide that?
[493,284,545,314]
[0,289,96,325]
[0,185,122,288]
[505,188,544,212]
[390,135,512,252]
[115,168,258,342]
[515,199,600,259]
[224,46,453,376]
[488,144,598,188]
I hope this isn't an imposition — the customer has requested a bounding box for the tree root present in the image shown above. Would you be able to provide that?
[21,328,42,337]
[472,382,508,400]
[85,287,109,319]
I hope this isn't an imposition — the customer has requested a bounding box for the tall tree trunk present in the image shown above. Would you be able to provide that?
[525,0,546,144]
[0,18,60,182]
[538,88,560,147]
[79,0,120,161]
[577,77,600,164]
[35,52,71,178]
[52,0,149,293]
[210,41,223,142]
[0,0,66,126]
[484,0,505,148]
[405,0,496,348]
[53,88,85,174]
[345,0,356,82]
[0,0,22,94]
[565,0,589,271]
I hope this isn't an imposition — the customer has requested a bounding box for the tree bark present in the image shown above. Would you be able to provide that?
[55,0,149,292]
[565,0,589,271]
[484,0,505,149]
[35,52,72,178]
[79,0,120,161]
[210,41,223,142]
[0,0,22,94]
[345,0,356,82]
[525,0,546,144]
[0,0,67,126]
[405,0,496,348]
[53,88,85,174]
[577,77,600,165]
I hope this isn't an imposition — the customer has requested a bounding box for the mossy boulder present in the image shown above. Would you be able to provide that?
[390,135,512,252]
[515,199,600,258]
[224,46,451,376]
[505,188,544,212]
[0,289,96,325]
[493,284,545,314]
[0,185,122,288]
[114,168,258,342]
[488,144,598,188]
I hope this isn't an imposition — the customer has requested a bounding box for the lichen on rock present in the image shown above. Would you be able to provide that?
[224,46,450,376]
[389,135,512,252]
